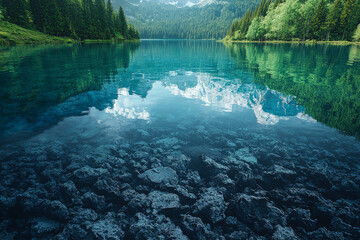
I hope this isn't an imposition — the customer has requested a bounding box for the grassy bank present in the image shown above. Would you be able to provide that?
[0,21,74,45]
[0,21,140,45]
[221,39,360,45]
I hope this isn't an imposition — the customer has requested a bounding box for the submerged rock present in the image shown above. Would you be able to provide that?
[193,187,227,223]
[201,156,229,175]
[130,213,188,240]
[139,167,178,185]
[92,218,125,240]
[272,225,298,240]
[180,214,209,240]
[234,148,258,164]
[31,217,60,238]
[73,166,109,184]
[148,191,180,210]
[232,194,285,234]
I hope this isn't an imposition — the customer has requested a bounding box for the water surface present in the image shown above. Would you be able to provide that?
[0,41,359,239]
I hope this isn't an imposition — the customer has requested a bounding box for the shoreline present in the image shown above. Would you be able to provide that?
[0,21,139,45]
[220,40,360,45]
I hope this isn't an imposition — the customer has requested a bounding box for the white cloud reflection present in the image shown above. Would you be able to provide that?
[166,71,300,125]
[105,88,150,120]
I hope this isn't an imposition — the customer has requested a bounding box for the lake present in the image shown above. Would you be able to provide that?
[0,40,359,239]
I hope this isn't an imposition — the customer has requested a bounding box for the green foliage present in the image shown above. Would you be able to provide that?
[0,4,3,20]
[310,0,327,40]
[340,0,355,40]
[117,7,128,38]
[325,0,343,40]
[1,0,139,41]
[1,0,29,28]
[354,24,360,41]
[246,17,266,40]
[228,0,270,40]
[348,0,360,39]
[225,0,360,42]
[0,20,73,44]
[117,0,260,39]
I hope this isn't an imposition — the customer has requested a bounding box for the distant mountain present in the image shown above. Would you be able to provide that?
[111,0,260,39]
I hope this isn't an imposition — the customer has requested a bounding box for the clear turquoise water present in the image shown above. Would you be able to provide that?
[0,41,360,239]
[1,41,359,150]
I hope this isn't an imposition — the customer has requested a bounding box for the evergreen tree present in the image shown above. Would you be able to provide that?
[274,0,284,8]
[310,0,327,40]
[353,24,360,41]
[340,0,355,40]
[1,0,29,27]
[348,0,360,37]
[1,0,140,40]
[325,0,344,40]
[94,0,107,39]
[118,6,127,38]
[0,3,3,20]
[29,0,46,32]
[106,0,114,37]
[128,24,139,39]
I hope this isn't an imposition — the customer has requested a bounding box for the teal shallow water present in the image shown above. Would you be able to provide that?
[0,41,360,239]
[0,41,359,147]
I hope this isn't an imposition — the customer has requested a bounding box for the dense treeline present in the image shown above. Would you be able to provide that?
[225,0,360,41]
[0,0,139,40]
[117,0,260,39]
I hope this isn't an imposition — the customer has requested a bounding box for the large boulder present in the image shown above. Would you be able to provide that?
[148,191,180,210]
[73,166,109,184]
[31,217,60,238]
[130,213,188,240]
[139,167,178,185]
[232,194,286,234]
[193,187,227,223]
[91,218,125,240]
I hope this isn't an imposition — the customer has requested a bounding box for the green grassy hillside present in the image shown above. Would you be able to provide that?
[0,21,74,45]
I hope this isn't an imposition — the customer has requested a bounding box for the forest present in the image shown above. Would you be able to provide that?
[116,0,260,39]
[225,0,360,42]
[0,0,139,41]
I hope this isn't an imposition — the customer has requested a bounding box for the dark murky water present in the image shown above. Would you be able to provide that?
[0,41,359,239]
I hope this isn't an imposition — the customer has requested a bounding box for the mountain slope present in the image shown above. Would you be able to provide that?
[0,20,73,44]
[112,0,260,39]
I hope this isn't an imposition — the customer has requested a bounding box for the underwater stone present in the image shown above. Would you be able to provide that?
[31,217,60,238]
[234,148,258,164]
[201,156,229,175]
[232,194,285,232]
[73,166,109,184]
[130,213,188,240]
[193,187,227,223]
[139,167,178,185]
[272,225,298,240]
[180,214,208,240]
[91,219,125,240]
[148,191,180,210]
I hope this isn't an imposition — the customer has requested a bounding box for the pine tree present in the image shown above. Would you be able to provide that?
[29,0,47,32]
[348,0,360,38]
[310,0,327,40]
[353,24,360,41]
[340,0,355,40]
[2,0,29,27]
[325,0,344,40]
[105,0,114,38]
[0,3,4,20]
[274,0,284,9]
[118,6,127,38]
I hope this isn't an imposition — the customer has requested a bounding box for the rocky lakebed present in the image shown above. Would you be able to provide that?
[0,122,359,240]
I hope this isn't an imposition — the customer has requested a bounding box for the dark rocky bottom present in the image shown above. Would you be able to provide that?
[0,126,359,240]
